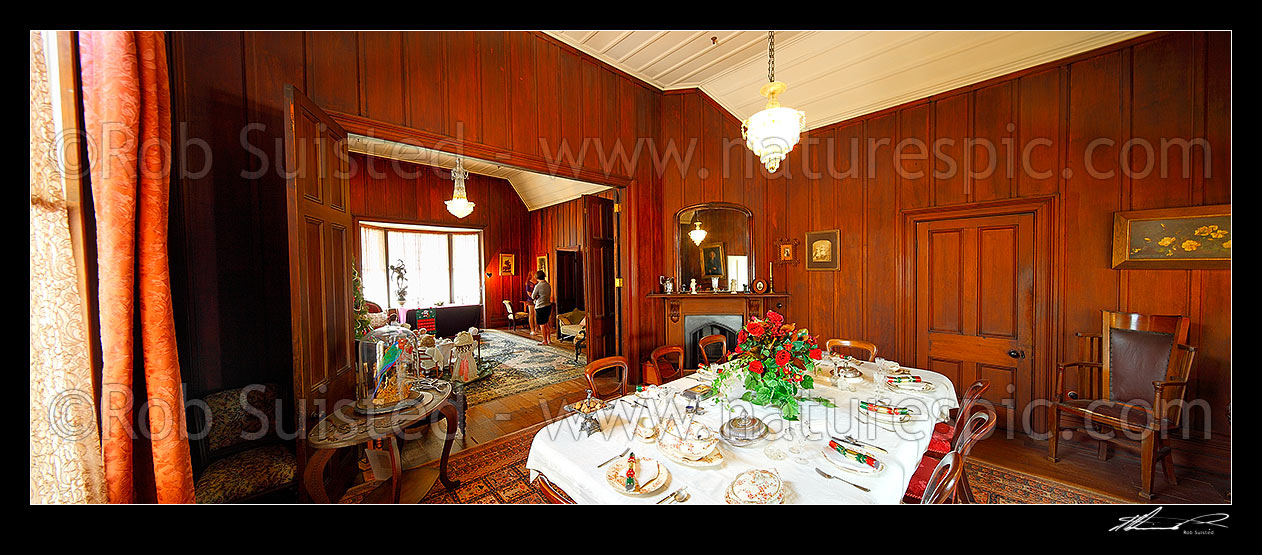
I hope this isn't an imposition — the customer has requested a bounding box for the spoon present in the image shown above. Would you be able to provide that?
[665,487,690,504]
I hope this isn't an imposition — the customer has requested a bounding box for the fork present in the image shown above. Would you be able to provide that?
[815,467,871,492]
[596,447,630,468]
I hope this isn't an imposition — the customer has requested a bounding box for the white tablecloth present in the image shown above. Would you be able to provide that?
[526,361,959,504]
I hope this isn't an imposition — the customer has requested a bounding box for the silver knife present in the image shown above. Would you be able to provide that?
[655,486,684,504]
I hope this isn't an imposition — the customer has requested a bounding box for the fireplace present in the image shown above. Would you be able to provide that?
[683,314,742,368]
[646,292,787,373]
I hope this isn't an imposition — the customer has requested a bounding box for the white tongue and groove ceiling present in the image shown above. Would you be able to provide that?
[349,134,612,211]
[545,30,1150,129]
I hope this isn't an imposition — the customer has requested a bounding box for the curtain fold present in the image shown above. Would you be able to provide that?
[79,30,194,504]
[30,30,107,505]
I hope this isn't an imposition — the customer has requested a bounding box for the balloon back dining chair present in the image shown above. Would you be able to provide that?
[585,356,629,400]
[643,345,684,385]
[926,379,991,459]
[824,339,878,362]
[920,451,965,504]
[903,406,997,504]
[698,334,729,366]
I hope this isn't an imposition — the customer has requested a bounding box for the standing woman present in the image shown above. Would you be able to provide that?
[532,270,553,346]
[525,276,538,335]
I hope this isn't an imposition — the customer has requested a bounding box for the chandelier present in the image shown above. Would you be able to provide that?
[741,31,806,173]
[445,156,475,219]
[689,221,708,246]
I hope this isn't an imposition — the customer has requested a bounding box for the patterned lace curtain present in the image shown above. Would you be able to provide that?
[29,30,108,504]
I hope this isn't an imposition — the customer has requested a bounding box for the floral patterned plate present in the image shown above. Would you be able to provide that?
[821,445,885,476]
[605,457,671,497]
[657,440,724,468]
[725,469,784,504]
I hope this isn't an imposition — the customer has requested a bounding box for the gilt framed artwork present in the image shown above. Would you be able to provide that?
[499,254,516,276]
[804,229,840,271]
[699,242,726,278]
[1111,204,1231,269]
[774,238,799,264]
[536,254,548,274]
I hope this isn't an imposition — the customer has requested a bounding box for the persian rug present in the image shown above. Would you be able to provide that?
[964,459,1133,504]
[339,420,568,504]
[459,329,585,407]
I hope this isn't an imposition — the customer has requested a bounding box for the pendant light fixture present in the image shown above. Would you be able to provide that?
[741,31,806,173]
[445,156,475,219]
[689,221,708,246]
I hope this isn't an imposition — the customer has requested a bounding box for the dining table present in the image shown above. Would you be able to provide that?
[526,359,960,504]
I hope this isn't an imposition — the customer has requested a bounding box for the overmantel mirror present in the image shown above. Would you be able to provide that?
[674,202,754,293]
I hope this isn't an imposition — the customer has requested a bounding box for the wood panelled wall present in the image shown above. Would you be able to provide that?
[168,31,664,399]
[528,189,617,302]
[659,32,1231,472]
[346,153,530,328]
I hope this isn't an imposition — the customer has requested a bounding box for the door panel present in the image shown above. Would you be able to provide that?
[285,85,356,501]
[582,194,616,360]
[916,213,1034,430]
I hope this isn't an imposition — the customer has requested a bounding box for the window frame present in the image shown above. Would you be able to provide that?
[356,220,484,309]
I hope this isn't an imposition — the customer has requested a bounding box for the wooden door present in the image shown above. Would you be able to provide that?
[284,85,356,501]
[915,212,1034,429]
[582,194,617,360]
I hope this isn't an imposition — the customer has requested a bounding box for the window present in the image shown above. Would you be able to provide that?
[359,223,483,309]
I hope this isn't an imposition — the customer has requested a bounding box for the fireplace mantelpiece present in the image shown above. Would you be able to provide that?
[647,293,788,366]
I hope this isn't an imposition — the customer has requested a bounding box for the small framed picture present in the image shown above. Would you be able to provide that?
[699,242,726,278]
[499,253,516,276]
[536,254,548,274]
[774,238,799,264]
[804,230,840,271]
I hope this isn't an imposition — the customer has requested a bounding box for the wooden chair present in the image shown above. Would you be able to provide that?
[502,300,529,331]
[825,339,878,362]
[1047,310,1195,499]
[536,473,576,504]
[585,356,629,400]
[903,406,996,504]
[925,379,991,459]
[643,345,684,385]
[920,451,965,504]
[698,334,729,366]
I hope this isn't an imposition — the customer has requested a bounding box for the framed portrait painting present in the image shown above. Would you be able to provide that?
[804,229,840,271]
[699,242,726,278]
[499,253,516,276]
[536,254,548,274]
[1112,204,1231,269]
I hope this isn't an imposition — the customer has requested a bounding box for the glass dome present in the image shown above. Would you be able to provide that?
[354,324,421,414]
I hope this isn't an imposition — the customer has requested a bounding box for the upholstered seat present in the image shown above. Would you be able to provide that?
[192,384,297,503]
[925,380,990,459]
[195,444,296,504]
[903,406,995,504]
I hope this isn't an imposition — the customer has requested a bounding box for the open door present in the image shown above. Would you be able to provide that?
[284,85,356,501]
[582,194,617,360]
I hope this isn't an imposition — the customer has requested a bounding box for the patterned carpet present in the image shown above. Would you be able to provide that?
[340,420,558,504]
[461,329,585,406]
[963,459,1132,504]
[340,419,1129,504]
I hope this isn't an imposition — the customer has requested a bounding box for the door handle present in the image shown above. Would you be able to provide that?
[1007,349,1026,360]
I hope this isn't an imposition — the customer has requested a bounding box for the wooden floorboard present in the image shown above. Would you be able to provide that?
[971,433,1231,504]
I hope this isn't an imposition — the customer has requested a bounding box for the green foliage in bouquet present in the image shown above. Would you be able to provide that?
[712,310,833,420]
[352,259,373,339]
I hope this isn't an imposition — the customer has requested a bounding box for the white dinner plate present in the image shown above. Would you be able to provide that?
[821,445,885,476]
[605,457,670,497]
[884,381,936,393]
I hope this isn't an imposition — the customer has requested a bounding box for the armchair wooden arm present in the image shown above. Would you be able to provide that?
[1053,361,1102,401]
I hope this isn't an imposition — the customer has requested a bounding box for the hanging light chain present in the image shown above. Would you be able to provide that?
[767,31,775,83]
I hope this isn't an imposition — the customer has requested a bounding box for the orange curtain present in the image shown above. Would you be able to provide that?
[79,30,194,504]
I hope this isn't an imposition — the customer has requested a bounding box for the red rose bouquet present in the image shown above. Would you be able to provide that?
[714,310,830,420]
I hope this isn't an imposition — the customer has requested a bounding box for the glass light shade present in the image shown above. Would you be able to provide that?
[689,222,708,245]
[445,197,474,218]
[741,81,806,173]
[446,157,475,218]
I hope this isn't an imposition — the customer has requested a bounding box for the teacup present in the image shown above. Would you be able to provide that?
[634,417,658,440]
